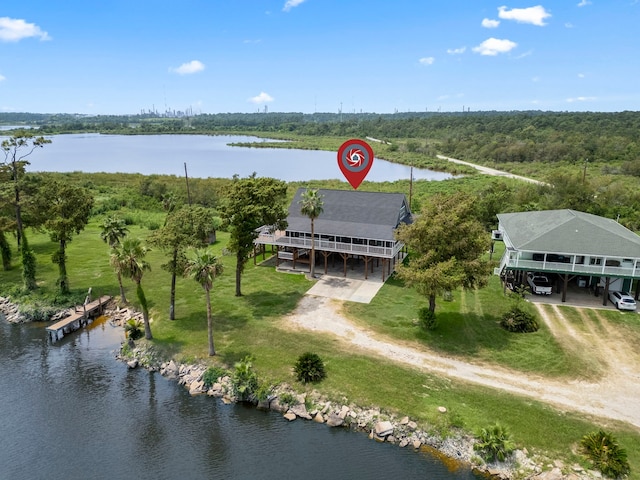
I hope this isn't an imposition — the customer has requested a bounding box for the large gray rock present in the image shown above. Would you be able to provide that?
[283,412,297,421]
[374,421,393,437]
[290,403,312,420]
[338,405,350,419]
[326,413,344,427]
[189,380,205,395]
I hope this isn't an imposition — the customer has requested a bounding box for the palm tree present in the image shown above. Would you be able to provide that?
[184,248,224,356]
[120,238,152,340]
[299,188,324,277]
[100,216,129,247]
[109,244,128,304]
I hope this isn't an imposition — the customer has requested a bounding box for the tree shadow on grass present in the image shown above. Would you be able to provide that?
[219,349,254,367]
[150,335,186,359]
[414,311,517,357]
[241,289,305,320]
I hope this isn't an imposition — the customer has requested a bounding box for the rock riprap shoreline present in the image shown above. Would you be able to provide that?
[119,343,597,480]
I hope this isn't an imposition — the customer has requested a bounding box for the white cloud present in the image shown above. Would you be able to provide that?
[447,46,466,55]
[419,57,435,65]
[0,74,5,82]
[283,0,305,12]
[0,17,50,42]
[532,76,541,82]
[577,0,592,6]
[248,92,274,104]
[565,22,574,28]
[498,5,551,26]
[472,38,518,56]
[567,96,597,103]
[578,73,585,78]
[170,60,205,75]
[482,18,500,28]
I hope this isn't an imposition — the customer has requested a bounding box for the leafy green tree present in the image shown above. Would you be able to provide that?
[119,238,153,340]
[149,204,219,319]
[35,180,94,294]
[299,188,324,277]
[99,216,129,247]
[222,174,288,296]
[0,131,51,248]
[184,248,224,356]
[20,231,37,291]
[395,192,491,315]
[0,228,11,271]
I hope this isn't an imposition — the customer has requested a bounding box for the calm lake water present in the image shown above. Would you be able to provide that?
[0,316,483,480]
[6,133,454,183]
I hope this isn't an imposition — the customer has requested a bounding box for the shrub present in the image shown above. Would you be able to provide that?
[231,355,259,402]
[202,366,227,388]
[294,352,327,384]
[500,305,539,333]
[278,392,297,408]
[418,307,438,330]
[474,424,516,462]
[124,318,144,340]
[254,381,274,402]
[580,430,630,478]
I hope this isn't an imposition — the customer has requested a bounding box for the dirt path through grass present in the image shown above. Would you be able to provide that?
[285,295,640,429]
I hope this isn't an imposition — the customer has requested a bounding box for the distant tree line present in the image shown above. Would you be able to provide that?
[3,110,640,171]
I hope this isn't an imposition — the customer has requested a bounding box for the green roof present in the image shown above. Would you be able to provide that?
[497,209,640,258]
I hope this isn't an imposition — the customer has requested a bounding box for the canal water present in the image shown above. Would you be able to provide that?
[0,316,483,480]
[4,133,454,183]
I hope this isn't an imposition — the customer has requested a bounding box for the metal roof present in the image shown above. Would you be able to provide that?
[497,209,640,257]
[287,188,411,241]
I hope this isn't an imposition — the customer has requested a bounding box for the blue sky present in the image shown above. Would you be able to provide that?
[1,1,639,115]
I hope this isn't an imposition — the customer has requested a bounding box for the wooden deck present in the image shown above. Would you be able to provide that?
[46,295,112,342]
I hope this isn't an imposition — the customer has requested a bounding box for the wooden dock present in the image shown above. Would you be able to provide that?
[46,295,112,342]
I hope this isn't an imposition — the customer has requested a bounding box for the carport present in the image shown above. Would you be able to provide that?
[494,210,640,305]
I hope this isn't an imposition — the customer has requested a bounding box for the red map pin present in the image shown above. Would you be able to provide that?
[337,139,374,189]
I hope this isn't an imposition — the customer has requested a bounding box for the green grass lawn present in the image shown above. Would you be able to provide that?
[3,219,640,477]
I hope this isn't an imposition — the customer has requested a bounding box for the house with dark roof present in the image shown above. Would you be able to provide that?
[255,188,412,280]
[494,209,640,303]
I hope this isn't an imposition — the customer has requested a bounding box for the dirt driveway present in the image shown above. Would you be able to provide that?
[285,295,640,429]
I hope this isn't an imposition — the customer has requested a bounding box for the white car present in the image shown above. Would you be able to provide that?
[608,291,637,311]
[527,273,553,295]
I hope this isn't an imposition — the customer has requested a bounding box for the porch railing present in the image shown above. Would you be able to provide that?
[255,231,402,258]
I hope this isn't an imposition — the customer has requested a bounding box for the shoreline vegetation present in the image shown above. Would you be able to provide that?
[2,114,640,478]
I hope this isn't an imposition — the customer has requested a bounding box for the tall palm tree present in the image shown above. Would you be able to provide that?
[102,216,130,303]
[299,188,324,277]
[109,244,128,304]
[100,216,129,247]
[184,249,224,356]
[120,238,152,340]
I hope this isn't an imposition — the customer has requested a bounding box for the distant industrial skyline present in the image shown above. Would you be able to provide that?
[2,1,639,114]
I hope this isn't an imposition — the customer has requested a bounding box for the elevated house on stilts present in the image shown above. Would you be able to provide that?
[254,188,413,281]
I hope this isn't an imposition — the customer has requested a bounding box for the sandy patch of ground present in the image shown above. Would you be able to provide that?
[284,295,640,429]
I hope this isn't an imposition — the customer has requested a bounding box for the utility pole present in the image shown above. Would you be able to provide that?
[583,158,588,184]
[409,165,414,212]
